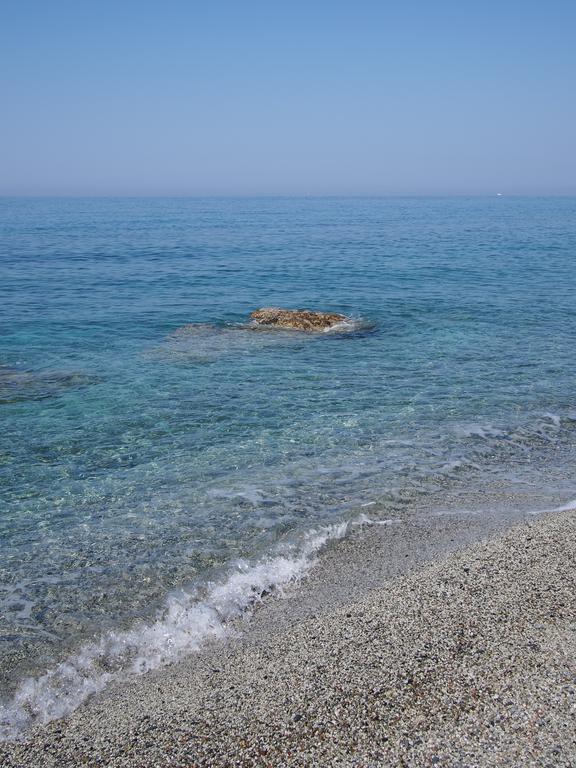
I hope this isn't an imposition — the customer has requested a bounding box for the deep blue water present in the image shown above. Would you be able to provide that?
[1,196,575,735]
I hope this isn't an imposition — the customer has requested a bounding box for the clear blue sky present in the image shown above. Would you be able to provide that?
[1,1,575,195]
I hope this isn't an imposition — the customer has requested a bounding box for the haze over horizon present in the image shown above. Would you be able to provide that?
[2,1,575,197]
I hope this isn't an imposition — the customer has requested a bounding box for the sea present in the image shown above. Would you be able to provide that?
[1,196,575,738]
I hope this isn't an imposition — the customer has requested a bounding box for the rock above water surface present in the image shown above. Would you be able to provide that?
[249,307,348,331]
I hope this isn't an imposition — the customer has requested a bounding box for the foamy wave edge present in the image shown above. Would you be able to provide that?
[322,317,374,333]
[0,521,349,741]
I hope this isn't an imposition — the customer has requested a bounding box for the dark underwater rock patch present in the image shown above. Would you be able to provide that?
[160,323,291,363]
[0,367,100,404]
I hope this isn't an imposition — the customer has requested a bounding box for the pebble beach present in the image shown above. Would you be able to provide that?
[1,500,574,767]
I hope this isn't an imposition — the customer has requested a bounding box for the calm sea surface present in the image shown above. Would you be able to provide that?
[1,196,575,735]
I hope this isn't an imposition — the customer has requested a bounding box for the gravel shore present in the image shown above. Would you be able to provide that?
[1,503,575,767]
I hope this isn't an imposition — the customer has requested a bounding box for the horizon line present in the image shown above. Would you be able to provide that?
[2,192,576,200]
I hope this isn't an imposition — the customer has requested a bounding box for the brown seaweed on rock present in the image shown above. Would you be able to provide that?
[249,307,348,331]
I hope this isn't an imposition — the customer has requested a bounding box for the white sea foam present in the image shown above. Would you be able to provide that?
[455,424,507,439]
[454,412,567,444]
[0,521,348,741]
[543,412,562,428]
[323,317,373,334]
[353,513,402,526]
[323,320,354,333]
[527,498,576,515]
[432,508,480,517]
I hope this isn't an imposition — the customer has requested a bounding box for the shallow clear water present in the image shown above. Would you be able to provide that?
[1,196,575,734]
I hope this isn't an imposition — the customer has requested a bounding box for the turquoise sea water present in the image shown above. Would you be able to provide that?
[1,196,575,736]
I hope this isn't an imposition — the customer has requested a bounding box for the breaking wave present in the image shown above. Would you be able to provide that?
[0,521,348,741]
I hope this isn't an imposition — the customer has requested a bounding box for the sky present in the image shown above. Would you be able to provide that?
[1,1,575,196]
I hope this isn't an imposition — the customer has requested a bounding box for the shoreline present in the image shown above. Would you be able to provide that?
[1,489,575,766]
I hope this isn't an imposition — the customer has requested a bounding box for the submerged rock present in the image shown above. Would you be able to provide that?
[169,323,223,338]
[249,307,348,331]
[160,323,284,362]
[0,367,100,404]
[160,310,367,363]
